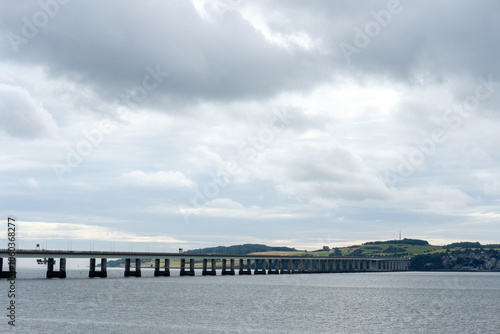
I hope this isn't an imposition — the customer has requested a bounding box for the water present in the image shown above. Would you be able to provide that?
[1,268,499,333]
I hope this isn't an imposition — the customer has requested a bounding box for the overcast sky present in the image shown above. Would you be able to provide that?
[1,0,499,252]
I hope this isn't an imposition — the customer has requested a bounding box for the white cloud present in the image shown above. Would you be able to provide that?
[423,187,475,215]
[122,170,196,189]
[6,220,183,244]
[0,84,58,138]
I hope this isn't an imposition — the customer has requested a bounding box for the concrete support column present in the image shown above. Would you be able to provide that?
[268,259,280,274]
[47,258,66,279]
[155,258,170,277]
[254,259,266,275]
[180,258,195,276]
[136,258,142,275]
[0,257,16,279]
[280,259,291,274]
[239,259,251,275]
[202,258,216,276]
[124,258,141,277]
[222,259,235,275]
[89,258,107,278]
[314,259,320,273]
[319,259,325,273]
[305,259,312,273]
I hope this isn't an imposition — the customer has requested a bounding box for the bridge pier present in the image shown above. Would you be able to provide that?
[47,258,66,278]
[254,259,266,275]
[296,259,305,273]
[268,259,280,274]
[124,258,141,277]
[319,259,328,273]
[328,259,335,273]
[154,258,170,277]
[303,259,312,273]
[222,259,235,275]
[202,259,216,276]
[0,257,16,279]
[331,259,337,272]
[280,259,291,274]
[180,258,195,276]
[239,259,252,275]
[89,258,107,278]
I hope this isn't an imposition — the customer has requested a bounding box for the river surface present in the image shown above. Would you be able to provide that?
[1,268,499,333]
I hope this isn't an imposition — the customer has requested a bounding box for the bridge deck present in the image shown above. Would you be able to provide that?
[0,249,405,261]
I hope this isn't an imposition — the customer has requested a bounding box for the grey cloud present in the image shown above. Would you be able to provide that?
[3,1,500,114]
[0,1,329,109]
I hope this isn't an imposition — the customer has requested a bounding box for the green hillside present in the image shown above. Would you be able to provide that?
[185,243,300,255]
[251,239,498,257]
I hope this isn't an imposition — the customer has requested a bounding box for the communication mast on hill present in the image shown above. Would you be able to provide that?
[399,231,402,240]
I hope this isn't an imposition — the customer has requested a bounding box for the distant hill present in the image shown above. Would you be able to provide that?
[184,244,300,255]
[363,238,429,246]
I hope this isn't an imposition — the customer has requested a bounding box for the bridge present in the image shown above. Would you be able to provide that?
[0,249,410,279]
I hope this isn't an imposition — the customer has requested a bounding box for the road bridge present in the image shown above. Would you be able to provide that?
[0,249,410,279]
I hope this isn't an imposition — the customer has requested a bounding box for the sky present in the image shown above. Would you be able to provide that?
[0,0,499,252]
